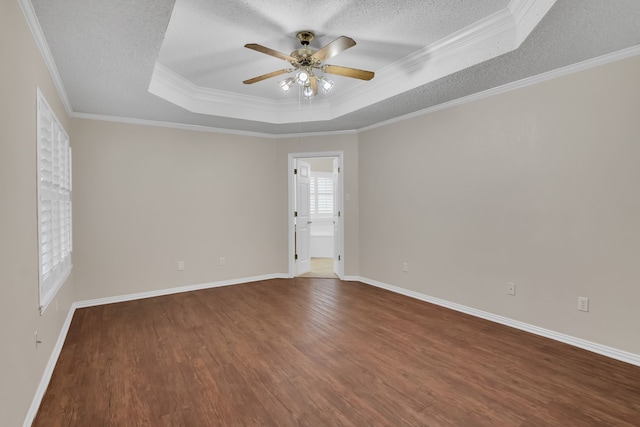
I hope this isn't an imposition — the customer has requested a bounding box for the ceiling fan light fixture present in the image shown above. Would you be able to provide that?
[302,85,314,98]
[296,70,310,86]
[279,77,296,92]
[317,76,334,94]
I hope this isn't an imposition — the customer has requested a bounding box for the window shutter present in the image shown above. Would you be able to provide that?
[316,177,334,214]
[37,89,72,312]
[309,172,335,217]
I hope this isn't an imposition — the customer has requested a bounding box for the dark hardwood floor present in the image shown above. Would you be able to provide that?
[34,278,640,426]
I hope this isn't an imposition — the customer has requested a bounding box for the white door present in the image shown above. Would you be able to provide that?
[295,160,311,275]
[332,158,340,276]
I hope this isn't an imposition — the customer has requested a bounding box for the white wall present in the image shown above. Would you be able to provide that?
[0,1,76,425]
[358,55,640,355]
[309,217,334,258]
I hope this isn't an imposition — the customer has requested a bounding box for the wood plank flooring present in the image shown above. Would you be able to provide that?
[34,278,640,426]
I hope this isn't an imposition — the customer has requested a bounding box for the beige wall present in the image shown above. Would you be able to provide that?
[71,120,285,301]
[358,55,640,354]
[0,1,76,425]
[71,125,360,302]
[306,157,335,173]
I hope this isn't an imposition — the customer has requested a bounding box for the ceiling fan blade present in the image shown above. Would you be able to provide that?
[310,76,318,96]
[243,69,291,84]
[311,36,356,62]
[322,65,375,81]
[244,43,296,62]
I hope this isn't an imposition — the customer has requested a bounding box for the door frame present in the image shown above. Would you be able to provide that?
[288,151,344,279]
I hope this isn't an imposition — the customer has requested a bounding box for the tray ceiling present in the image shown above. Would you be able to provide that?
[28,0,640,135]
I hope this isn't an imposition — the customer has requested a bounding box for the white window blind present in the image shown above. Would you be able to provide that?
[37,89,72,312]
[310,173,334,216]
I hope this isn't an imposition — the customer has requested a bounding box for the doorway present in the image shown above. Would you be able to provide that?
[288,152,344,279]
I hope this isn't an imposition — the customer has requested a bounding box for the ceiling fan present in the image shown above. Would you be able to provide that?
[243,31,374,98]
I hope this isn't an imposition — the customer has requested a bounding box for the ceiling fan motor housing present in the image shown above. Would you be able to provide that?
[291,48,317,67]
[296,31,314,45]
[293,32,317,67]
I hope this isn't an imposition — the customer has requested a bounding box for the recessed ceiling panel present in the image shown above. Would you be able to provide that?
[151,0,556,123]
[157,0,509,99]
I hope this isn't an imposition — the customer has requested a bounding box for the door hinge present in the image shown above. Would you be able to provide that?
[294,211,298,217]
[338,255,341,261]
[295,254,298,260]
[338,211,341,217]
[338,167,341,173]
[294,168,297,175]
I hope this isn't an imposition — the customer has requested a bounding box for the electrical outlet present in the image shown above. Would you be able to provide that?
[507,282,516,296]
[177,261,185,271]
[578,297,589,312]
[220,257,225,266]
[402,262,409,272]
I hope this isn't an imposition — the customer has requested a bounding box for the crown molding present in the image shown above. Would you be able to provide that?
[328,0,556,117]
[71,111,282,138]
[69,111,357,140]
[75,44,640,138]
[359,44,640,133]
[150,0,556,125]
[509,0,556,44]
[148,63,333,124]
[329,6,518,118]
[17,0,73,116]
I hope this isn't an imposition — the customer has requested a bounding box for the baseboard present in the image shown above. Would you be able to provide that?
[22,303,76,427]
[356,276,640,367]
[23,272,288,426]
[74,273,289,308]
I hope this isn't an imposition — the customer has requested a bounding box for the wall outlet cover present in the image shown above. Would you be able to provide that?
[578,296,589,312]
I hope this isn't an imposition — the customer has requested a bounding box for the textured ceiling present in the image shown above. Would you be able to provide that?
[158,0,508,97]
[30,0,640,135]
